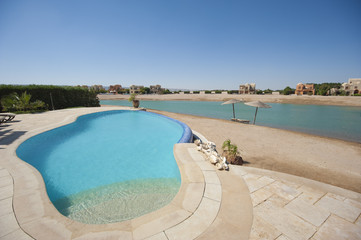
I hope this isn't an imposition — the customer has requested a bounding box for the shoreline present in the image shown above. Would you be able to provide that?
[98,93,361,107]
[138,107,361,193]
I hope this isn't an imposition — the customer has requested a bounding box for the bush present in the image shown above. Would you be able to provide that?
[1,91,47,112]
[222,139,243,165]
[0,85,99,112]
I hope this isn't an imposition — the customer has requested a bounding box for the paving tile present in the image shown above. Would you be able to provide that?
[315,195,361,222]
[280,180,302,189]
[194,160,215,171]
[12,191,45,225]
[356,216,361,226]
[0,175,12,188]
[181,162,204,183]
[204,183,222,202]
[276,234,292,240]
[202,171,221,185]
[297,185,325,204]
[187,148,206,162]
[0,228,36,240]
[249,215,281,240]
[230,166,249,176]
[267,194,291,207]
[255,200,316,240]
[144,232,168,240]
[132,209,191,240]
[245,175,275,194]
[171,182,204,213]
[0,185,13,201]
[311,215,361,240]
[20,217,73,240]
[0,169,10,178]
[165,198,220,240]
[0,213,20,238]
[264,181,301,201]
[326,192,346,201]
[344,198,361,210]
[73,231,132,240]
[250,187,273,207]
[0,197,13,217]
[285,197,330,226]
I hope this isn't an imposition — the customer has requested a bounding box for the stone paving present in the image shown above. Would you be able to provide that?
[231,166,361,240]
[1,107,361,239]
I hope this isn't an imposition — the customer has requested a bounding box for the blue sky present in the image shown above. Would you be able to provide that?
[0,0,360,90]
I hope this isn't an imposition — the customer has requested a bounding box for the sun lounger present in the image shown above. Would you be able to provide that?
[0,116,6,124]
[0,113,16,122]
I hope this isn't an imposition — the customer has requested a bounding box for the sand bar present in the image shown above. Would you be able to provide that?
[98,93,361,107]
[147,108,361,194]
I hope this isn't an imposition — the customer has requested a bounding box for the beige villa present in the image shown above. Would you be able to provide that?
[342,78,361,95]
[239,83,256,94]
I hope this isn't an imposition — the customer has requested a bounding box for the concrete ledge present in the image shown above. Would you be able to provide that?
[0,107,226,239]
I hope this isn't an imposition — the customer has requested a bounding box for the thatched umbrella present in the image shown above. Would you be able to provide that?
[221,99,242,119]
[244,101,271,124]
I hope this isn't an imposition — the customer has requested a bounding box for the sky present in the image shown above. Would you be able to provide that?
[0,0,360,90]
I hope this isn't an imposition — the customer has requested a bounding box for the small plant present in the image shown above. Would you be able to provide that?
[1,91,47,113]
[128,93,139,108]
[222,139,243,165]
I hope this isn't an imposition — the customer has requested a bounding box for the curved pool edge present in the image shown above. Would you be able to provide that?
[3,107,222,239]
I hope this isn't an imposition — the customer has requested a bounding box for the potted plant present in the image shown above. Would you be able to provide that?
[128,93,139,108]
[222,139,243,165]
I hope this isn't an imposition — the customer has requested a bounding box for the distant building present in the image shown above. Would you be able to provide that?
[130,85,144,94]
[341,78,361,95]
[295,83,315,95]
[239,83,256,94]
[108,85,122,94]
[150,85,164,94]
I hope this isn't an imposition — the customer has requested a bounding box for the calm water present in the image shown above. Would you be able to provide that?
[101,100,361,143]
[17,110,188,223]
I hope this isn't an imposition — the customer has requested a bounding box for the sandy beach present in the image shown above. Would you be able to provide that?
[98,93,361,107]
[140,108,361,193]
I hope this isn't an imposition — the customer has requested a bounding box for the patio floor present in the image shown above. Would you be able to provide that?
[0,107,360,239]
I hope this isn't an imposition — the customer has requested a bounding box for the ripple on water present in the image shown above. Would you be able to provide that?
[53,178,181,224]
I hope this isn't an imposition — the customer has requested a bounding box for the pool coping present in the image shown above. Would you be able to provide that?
[1,107,223,239]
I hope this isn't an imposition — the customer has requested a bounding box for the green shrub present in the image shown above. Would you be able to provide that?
[0,85,99,112]
[1,91,47,112]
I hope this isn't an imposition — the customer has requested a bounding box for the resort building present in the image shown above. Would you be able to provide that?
[341,78,361,95]
[108,85,122,94]
[295,83,315,95]
[129,85,144,94]
[150,85,164,94]
[239,83,256,94]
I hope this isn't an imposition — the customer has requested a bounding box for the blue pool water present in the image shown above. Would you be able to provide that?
[101,100,361,143]
[16,110,192,223]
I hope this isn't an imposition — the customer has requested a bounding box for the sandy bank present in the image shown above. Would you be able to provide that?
[98,93,361,107]
[143,108,361,193]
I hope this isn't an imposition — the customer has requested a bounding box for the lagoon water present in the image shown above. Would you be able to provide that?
[101,100,361,143]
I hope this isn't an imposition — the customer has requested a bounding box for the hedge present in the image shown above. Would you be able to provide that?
[0,85,100,112]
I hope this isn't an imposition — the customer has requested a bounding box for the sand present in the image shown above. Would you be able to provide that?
[145,109,361,193]
[98,93,361,107]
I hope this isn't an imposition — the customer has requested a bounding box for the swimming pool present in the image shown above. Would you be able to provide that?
[16,110,192,224]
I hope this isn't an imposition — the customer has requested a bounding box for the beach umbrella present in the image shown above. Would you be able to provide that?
[221,99,242,119]
[244,101,272,124]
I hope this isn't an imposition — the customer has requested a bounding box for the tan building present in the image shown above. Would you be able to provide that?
[295,83,315,95]
[150,85,164,94]
[108,85,122,94]
[239,83,256,94]
[129,85,144,94]
[342,78,361,95]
